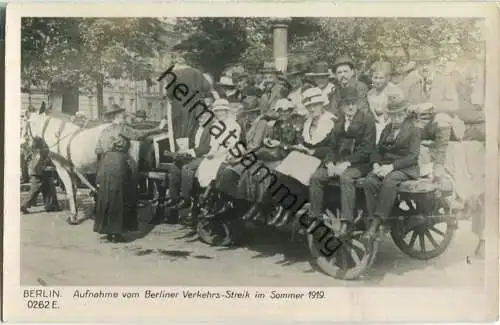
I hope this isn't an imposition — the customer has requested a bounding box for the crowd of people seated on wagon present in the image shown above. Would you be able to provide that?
[134,48,481,252]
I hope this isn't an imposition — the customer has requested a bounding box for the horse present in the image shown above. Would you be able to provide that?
[21,109,112,224]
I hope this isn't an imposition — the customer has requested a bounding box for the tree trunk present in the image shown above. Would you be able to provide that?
[96,76,104,119]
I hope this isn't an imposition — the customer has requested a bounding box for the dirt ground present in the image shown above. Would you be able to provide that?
[20,189,485,287]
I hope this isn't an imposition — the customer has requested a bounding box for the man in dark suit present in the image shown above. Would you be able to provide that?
[166,111,212,209]
[329,56,370,116]
[362,95,422,241]
[21,137,60,214]
[309,86,376,232]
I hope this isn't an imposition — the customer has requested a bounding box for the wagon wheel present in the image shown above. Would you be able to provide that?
[196,214,233,247]
[307,211,379,280]
[390,199,456,260]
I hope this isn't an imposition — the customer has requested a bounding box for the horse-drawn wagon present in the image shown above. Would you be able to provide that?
[192,160,458,280]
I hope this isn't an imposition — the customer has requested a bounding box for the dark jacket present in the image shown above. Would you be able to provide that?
[326,109,376,174]
[29,138,51,176]
[372,118,421,179]
[329,79,370,116]
[188,123,212,157]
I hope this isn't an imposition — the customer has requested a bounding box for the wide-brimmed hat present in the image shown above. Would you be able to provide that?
[276,71,295,87]
[212,99,231,112]
[386,93,409,114]
[332,56,355,71]
[217,76,235,88]
[338,86,360,105]
[134,110,147,119]
[287,63,306,76]
[302,87,329,107]
[104,104,126,117]
[413,47,437,63]
[305,61,330,78]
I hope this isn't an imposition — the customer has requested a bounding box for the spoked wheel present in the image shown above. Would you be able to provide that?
[390,203,457,260]
[196,213,233,247]
[307,210,379,280]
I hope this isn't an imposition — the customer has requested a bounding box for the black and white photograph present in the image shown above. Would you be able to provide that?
[3,2,498,323]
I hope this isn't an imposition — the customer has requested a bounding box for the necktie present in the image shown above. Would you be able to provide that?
[423,78,433,97]
[344,118,351,132]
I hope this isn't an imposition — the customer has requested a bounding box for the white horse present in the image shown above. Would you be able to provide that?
[22,110,112,224]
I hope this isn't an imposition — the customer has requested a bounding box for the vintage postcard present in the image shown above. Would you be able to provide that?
[3,1,499,323]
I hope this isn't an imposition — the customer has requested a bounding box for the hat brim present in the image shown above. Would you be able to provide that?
[213,106,231,111]
[386,106,407,114]
[217,82,236,87]
[104,108,125,116]
[305,72,330,77]
[304,99,327,107]
[332,61,355,70]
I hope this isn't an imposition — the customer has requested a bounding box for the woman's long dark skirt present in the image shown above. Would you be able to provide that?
[94,151,138,235]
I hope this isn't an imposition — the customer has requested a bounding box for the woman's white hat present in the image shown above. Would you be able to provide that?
[302,87,329,107]
[217,76,235,87]
[212,98,231,112]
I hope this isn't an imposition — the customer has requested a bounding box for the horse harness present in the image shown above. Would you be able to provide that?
[37,116,87,169]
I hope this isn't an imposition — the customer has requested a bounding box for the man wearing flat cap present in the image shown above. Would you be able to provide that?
[329,56,370,117]
[309,86,376,233]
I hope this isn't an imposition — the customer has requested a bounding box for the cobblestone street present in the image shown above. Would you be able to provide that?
[21,190,485,287]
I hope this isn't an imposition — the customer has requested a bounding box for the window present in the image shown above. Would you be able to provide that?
[147,102,153,112]
[119,97,125,108]
[130,98,135,110]
[108,97,114,108]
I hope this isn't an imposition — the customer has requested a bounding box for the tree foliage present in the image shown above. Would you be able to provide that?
[21,17,168,116]
[173,17,323,78]
[173,17,483,79]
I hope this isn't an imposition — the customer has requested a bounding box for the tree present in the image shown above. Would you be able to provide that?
[21,18,169,117]
[173,17,323,78]
[173,18,251,80]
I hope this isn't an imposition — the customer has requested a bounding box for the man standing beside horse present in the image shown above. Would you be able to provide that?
[20,137,60,214]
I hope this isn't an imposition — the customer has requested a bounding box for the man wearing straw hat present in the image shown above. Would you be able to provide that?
[329,56,369,117]
[216,75,240,103]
